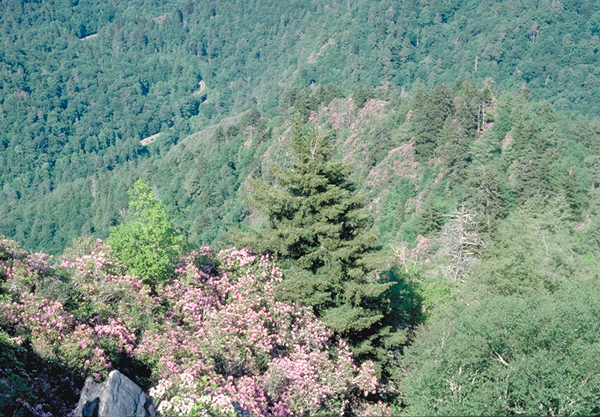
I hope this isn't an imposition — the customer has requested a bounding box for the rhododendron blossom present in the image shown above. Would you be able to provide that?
[139,248,380,415]
[1,237,386,416]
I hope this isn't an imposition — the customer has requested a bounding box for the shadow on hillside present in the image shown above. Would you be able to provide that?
[0,337,153,416]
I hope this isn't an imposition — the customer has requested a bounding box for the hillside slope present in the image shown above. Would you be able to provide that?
[2,0,600,252]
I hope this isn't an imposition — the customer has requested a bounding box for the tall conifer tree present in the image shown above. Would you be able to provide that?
[413,84,453,161]
[466,164,507,238]
[234,114,413,371]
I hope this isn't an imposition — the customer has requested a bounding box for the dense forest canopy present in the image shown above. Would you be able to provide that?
[2,0,600,252]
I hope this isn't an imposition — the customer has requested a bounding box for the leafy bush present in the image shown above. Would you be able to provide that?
[397,283,600,416]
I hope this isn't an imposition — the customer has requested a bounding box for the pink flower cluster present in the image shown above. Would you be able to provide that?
[1,236,385,416]
[0,237,146,415]
[367,141,420,192]
[0,237,53,294]
[139,247,380,415]
[59,237,159,331]
[0,293,136,377]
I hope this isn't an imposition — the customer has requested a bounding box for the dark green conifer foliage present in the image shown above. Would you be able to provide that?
[441,119,471,187]
[510,120,552,204]
[413,84,453,161]
[418,198,444,236]
[560,171,583,222]
[233,114,409,371]
[353,85,376,108]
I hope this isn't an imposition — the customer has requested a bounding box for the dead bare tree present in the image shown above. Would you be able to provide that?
[439,205,483,281]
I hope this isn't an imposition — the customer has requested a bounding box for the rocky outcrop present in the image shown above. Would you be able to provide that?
[74,370,156,417]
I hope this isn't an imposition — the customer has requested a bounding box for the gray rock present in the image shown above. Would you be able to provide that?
[74,370,156,417]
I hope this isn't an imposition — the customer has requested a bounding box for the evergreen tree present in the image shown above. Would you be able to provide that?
[413,84,453,161]
[465,164,507,238]
[470,130,501,165]
[353,84,376,108]
[440,119,471,188]
[509,120,552,204]
[233,114,413,372]
[559,171,583,222]
[418,198,444,236]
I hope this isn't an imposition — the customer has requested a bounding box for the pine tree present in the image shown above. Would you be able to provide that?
[353,84,375,108]
[233,114,411,371]
[418,198,444,236]
[413,84,453,161]
[465,164,507,238]
[440,119,471,187]
[560,171,583,222]
[509,120,552,204]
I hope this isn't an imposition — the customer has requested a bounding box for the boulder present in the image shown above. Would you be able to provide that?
[74,370,156,417]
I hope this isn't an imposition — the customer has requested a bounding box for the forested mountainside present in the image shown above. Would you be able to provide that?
[3,1,600,416]
[3,0,600,252]
[4,86,600,414]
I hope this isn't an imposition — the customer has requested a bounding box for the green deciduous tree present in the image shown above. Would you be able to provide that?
[107,179,185,285]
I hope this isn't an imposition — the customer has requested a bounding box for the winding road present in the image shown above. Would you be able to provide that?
[193,80,205,95]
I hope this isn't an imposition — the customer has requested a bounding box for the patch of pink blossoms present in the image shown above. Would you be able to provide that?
[139,248,381,415]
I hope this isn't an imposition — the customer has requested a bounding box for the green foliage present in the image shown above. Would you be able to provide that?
[280,84,344,117]
[440,120,471,187]
[3,0,600,253]
[233,115,418,373]
[417,198,444,237]
[353,85,376,109]
[398,283,600,416]
[107,179,185,285]
[470,198,588,297]
[507,119,553,203]
[465,164,507,238]
[413,84,453,161]
[0,332,82,417]
[559,171,584,222]
[2,1,600,411]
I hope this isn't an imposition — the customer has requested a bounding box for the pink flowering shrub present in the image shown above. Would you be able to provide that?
[59,237,159,331]
[1,238,82,416]
[137,248,382,416]
[0,236,53,296]
[1,293,137,375]
[0,237,148,416]
[1,236,388,416]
